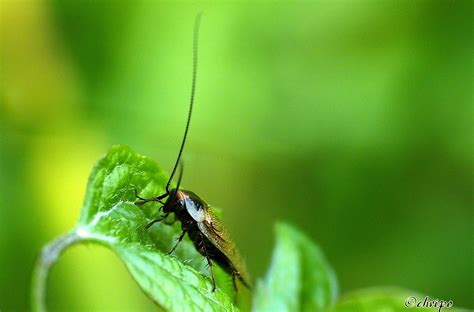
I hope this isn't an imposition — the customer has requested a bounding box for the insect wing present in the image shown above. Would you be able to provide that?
[197,208,251,287]
[183,193,206,222]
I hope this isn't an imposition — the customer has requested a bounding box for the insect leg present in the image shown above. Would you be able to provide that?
[167,229,187,255]
[133,188,149,201]
[231,271,239,293]
[200,233,216,292]
[145,212,170,229]
[133,188,167,206]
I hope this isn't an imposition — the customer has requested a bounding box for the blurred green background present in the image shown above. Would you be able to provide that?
[1,0,472,310]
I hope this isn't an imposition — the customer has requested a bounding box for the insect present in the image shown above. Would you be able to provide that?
[134,13,251,293]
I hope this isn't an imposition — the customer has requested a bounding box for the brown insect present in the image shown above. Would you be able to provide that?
[135,13,251,292]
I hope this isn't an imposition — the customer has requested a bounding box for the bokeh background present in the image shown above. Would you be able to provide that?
[1,0,472,311]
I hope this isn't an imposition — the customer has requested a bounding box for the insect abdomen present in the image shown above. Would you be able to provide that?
[188,228,235,274]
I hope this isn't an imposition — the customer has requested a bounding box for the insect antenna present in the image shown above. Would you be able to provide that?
[165,12,203,195]
[174,161,184,195]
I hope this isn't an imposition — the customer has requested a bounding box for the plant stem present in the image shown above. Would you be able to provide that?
[31,231,81,312]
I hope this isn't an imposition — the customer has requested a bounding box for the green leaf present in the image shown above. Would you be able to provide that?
[328,288,468,312]
[252,223,338,312]
[32,145,236,311]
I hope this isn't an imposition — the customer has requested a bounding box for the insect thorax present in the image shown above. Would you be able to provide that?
[164,189,206,223]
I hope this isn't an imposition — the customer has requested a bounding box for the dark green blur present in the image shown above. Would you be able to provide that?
[0,0,472,310]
